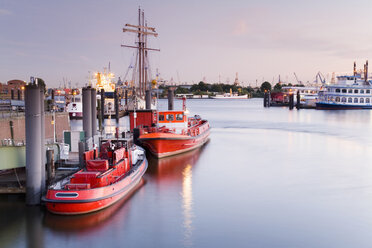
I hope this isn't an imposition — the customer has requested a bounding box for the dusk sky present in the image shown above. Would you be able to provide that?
[1,0,372,87]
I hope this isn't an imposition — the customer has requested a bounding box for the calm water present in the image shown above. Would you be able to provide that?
[2,98,372,248]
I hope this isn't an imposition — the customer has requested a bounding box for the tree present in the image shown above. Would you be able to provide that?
[211,84,223,93]
[273,83,282,92]
[175,87,189,94]
[197,81,208,92]
[260,81,272,92]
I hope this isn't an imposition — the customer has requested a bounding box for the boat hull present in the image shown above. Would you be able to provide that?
[316,102,372,110]
[210,95,248,99]
[139,128,210,158]
[43,159,147,215]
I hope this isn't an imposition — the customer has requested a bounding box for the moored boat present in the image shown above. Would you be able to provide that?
[130,100,210,158]
[316,61,372,110]
[42,139,147,215]
[210,93,248,99]
[66,94,82,119]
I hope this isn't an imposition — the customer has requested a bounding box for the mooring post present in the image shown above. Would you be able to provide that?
[168,88,174,110]
[289,93,294,110]
[9,120,14,145]
[145,90,151,110]
[91,88,97,136]
[114,89,119,122]
[46,149,55,185]
[39,84,46,194]
[133,128,140,145]
[268,91,271,107]
[100,89,105,120]
[125,89,128,106]
[82,87,92,147]
[25,84,42,205]
[97,97,102,133]
[78,141,85,168]
[296,90,301,109]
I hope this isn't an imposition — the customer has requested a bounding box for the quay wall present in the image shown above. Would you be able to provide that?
[0,112,70,143]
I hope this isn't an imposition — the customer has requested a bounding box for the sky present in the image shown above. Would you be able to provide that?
[1,0,372,87]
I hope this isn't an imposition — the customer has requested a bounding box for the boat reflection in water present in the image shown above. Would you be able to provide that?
[147,143,208,247]
[43,179,145,233]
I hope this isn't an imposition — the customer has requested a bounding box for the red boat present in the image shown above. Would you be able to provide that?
[130,101,210,158]
[42,139,147,215]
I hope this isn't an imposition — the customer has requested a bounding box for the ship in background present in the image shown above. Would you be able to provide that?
[66,90,82,119]
[120,8,159,111]
[88,67,126,118]
[316,61,372,109]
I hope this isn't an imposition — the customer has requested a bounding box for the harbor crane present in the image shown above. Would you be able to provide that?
[315,72,326,85]
[293,72,302,85]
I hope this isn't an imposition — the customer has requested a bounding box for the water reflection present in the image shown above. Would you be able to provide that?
[147,144,207,246]
[26,207,44,248]
[0,195,27,248]
[182,164,193,247]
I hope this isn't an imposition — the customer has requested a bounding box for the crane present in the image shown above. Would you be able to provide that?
[315,72,326,85]
[293,72,302,85]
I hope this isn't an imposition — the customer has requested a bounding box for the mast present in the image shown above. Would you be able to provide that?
[122,8,160,99]
[365,60,369,84]
[138,8,142,97]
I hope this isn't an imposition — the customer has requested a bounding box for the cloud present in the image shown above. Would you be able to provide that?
[0,9,12,16]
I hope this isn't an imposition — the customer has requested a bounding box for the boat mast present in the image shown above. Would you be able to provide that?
[122,8,159,98]
[138,8,142,97]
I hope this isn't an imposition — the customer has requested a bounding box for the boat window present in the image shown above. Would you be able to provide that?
[176,114,183,121]
[342,89,347,93]
[166,114,174,121]
[348,97,352,103]
[354,89,359,93]
[335,88,341,93]
[367,98,370,104]
[367,90,371,94]
[354,98,358,103]
[360,98,365,103]
[361,89,365,94]
[159,114,164,121]
[335,97,340,102]
[341,97,346,102]
[348,89,353,93]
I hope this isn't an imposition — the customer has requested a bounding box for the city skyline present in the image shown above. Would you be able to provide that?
[1,0,372,87]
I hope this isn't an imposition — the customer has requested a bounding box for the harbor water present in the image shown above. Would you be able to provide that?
[2,98,372,247]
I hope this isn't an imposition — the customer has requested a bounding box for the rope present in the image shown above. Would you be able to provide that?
[13,168,22,188]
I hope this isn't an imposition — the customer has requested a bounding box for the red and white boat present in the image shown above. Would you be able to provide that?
[42,139,147,215]
[66,94,83,119]
[129,100,210,158]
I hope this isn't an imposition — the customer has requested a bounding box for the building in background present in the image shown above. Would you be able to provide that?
[0,80,26,100]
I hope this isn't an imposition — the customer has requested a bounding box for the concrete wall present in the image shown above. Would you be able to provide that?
[0,112,70,143]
